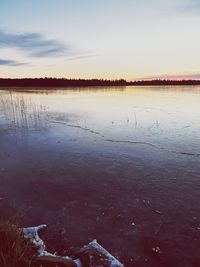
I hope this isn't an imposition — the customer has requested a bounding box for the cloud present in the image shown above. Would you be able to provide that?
[0,58,28,66]
[0,30,70,58]
[139,73,200,80]
[156,0,200,17]
[180,0,200,13]
[65,53,97,61]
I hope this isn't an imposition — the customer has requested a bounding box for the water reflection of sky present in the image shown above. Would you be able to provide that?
[0,86,200,156]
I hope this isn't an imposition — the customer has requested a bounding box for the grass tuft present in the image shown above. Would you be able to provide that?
[0,220,36,267]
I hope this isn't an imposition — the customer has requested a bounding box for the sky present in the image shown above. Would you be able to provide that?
[0,0,200,80]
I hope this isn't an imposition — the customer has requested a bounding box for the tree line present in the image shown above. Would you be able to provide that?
[0,78,200,87]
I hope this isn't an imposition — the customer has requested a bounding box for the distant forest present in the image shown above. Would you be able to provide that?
[1,78,200,87]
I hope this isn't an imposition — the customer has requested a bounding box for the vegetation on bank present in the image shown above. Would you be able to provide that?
[0,221,77,267]
[0,78,200,87]
[0,221,36,267]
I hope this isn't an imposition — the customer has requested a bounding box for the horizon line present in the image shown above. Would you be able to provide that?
[1,77,200,82]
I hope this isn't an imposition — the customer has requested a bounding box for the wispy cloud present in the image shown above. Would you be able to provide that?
[65,53,97,61]
[179,0,200,13]
[0,30,70,58]
[0,58,28,66]
[155,0,200,17]
[139,73,200,80]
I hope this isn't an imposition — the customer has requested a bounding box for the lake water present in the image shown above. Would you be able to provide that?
[0,86,200,267]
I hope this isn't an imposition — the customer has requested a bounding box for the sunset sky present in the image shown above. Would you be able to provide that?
[0,0,200,80]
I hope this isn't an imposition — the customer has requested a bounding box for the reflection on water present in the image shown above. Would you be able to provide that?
[0,86,200,267]
[1,86,200,156]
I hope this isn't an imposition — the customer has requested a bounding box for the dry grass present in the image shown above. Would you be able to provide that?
[0,221,36,267]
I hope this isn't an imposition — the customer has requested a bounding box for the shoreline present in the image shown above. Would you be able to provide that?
[1,78,200,87]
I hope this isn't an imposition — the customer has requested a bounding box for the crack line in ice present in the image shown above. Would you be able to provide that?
[46,118,200,158]
[170,150,200,157]
[104,139,200,157]
[132,105,171,115]
[104,138,157,148]
[46,118,101,135]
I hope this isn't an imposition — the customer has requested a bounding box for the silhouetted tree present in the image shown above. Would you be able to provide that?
[0,78,200,87]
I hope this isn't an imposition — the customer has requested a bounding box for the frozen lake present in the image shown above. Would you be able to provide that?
[0,86,200,266]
